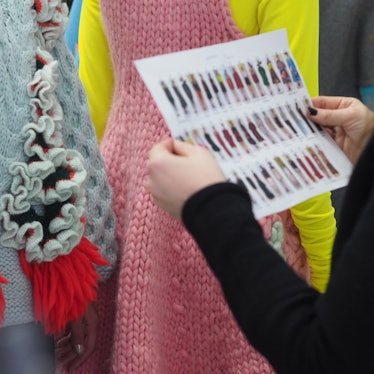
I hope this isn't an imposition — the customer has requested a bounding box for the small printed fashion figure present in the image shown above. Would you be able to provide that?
[285,154,310,185]
[188,74,208,111]
[253,113,277,144]
[268,161,291,193]
[248,63,265,96]
[246,116,266,144]
[262,111,285,142]
[214,69,231,105]
[295,102,316,133]
[315,145,340,176]
[302,151,324,180]
[257,59,273,95]
[228,119,251,154]
[294,152,317,183]
[232,67,249,101]
[208,72,223,107]
[275,54,293,91]
[213,125,233,157]
[286,103,309,135]
[232,171,248,191]
[185,134,195,144]
[171,79,189,115]
[306,146,332,179]
[199,74,215,109]
[191,128,207,148]
[181,77,197,113]
[274,156,303,189]
[237,63,259,98]
[303,97,323,131]
[284,51,303,88]
[267,57,282,93]
[270,108,293,139]
[238,118,258,148]
[201,127,223,158]
[278,106,298,135]
[253,171,275,199]
[240,171,265,202]
[183,131,195,144]
[221,122,241,156]
[224,69,241,103]
[260,165,283,196]
[161,80,179,116]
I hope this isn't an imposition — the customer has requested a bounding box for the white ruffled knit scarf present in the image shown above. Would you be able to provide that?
[0,0,107,333]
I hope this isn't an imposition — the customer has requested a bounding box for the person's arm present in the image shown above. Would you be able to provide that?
[229,0,335,293]
[182,178,374,373]
[145,100,374,372]
[79,0,113,142]
[146,138,374,373]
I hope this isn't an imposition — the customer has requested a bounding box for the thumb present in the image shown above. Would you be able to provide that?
[171,138,198,156]
[149,137,174,159]
[159,137,175,152]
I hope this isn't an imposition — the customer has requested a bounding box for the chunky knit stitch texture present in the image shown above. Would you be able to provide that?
[0,0,117,328]
[73,1,309,373]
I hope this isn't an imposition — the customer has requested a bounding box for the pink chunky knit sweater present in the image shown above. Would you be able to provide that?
[74,1,309,373]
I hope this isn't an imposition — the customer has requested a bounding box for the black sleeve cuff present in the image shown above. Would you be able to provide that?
[182,182,252,228]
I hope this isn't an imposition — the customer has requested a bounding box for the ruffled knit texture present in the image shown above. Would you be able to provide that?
[0,0,108,333]
[71,1,309,373]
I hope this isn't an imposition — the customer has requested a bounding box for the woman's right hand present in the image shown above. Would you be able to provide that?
[145,138,226,219]
[309,96,374,164]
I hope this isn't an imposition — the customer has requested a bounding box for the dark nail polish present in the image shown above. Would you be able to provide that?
[308,107,318,116]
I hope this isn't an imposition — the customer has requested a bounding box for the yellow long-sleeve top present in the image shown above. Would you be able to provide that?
[79,0,336,293]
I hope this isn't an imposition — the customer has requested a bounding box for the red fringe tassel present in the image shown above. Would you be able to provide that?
[19,237,108,334]
[0,274,8,325]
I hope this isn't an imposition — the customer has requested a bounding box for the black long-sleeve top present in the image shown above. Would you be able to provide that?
[182,135,374,373]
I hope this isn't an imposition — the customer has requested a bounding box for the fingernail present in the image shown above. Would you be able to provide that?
[308,107,318,116]
[75,344,85,356]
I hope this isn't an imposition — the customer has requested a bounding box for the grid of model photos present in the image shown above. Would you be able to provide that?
[160,52,304,116]
[175,105,340,207]
[160,53,341,208]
